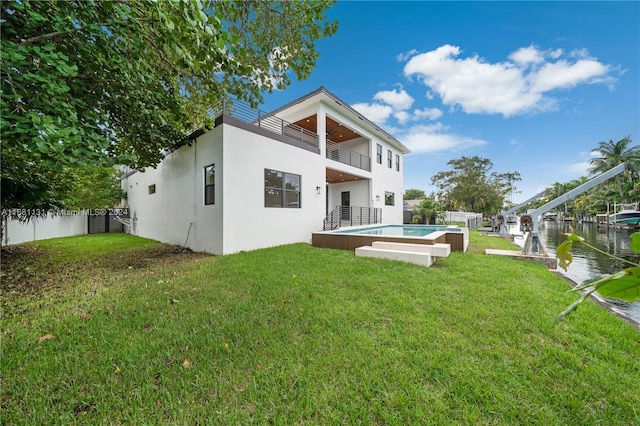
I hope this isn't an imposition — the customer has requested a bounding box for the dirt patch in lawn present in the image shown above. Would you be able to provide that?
[1,243,210,308]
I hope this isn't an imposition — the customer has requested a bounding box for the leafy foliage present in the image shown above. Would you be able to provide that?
[62,166,124,210]
[588,136,640,202]
[430,156,521,214]
[1,0,337,217]
[403,188,426,200]
[410,197,443,224]
[538,137,639,218]
[555,228,640,324]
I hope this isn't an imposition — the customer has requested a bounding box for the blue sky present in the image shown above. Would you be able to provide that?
[260,1,639,204]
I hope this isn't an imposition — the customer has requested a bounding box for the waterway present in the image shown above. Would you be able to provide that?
[537,221,640,323]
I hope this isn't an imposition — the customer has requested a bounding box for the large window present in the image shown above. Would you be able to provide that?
[385,191,395,206]
[387,150,392,168]
[395,154,400,172]
[204,164,215,205]
[376,144,382,164]
[264,169,301,208]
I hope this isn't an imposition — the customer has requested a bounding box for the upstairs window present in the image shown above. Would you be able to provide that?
[265,169,301,208]
[376,144,382,164]
[387,150,392,168]
[148,184,156,194]
[204,164,215,205]
[395,154,400,172]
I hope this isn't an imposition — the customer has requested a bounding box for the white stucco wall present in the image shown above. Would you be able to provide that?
[125,122,326,255]
[3,214,87,246]
[369,141,404,224]
[221,125,326,254]
[124,126,224,254]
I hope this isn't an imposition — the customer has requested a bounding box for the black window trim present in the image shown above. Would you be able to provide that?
[204,164,215,205]
[264,168,302,209]
[385,191,395,206]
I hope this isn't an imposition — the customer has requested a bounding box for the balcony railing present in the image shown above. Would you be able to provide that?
[209,98,319,149]
[326,140,371,172]
[322,205,382,230]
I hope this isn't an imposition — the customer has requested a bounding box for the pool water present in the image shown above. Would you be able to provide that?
[336,225,460,237]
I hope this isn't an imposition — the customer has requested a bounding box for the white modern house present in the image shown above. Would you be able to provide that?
[122,87,410,254]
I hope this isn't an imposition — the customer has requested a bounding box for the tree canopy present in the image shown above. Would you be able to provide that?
[588,136,639,202]
[1,0,337,215]
[403,189,426,200]
[430,156,521,214]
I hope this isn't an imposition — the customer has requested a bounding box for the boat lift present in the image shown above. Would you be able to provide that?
[520,162,627,255]
[495,190,547,234]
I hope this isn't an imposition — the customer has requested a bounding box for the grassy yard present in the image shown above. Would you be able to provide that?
[1,233,639,425]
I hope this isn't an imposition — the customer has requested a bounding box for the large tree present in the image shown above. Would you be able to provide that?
[1,0,337,216]
[430,156,521,214]
[403,189,426,200]
[588,136,640,202]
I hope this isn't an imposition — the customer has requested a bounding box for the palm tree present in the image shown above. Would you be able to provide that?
[588,136,640,202]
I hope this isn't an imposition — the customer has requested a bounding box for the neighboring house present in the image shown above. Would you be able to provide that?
[123,87,410,255]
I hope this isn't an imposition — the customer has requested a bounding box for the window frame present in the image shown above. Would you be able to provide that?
[387,150,392,168]
[376,144,382,164]
[204,164,215,205]
[148,184,156,195]
[395,154,400,172]
[385,191,395,206]
[264,168,302,209]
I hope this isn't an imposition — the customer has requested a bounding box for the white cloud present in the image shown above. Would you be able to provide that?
[509,45,544,66]
[353,88,441,125]
[374,89,414,110]
[399,123,488,154]
[393,110,411,124]
[567,161,590,175]
[396,49,418,62]
[413,107,443,120]
[403,44,616,117]
[351,102,393,125]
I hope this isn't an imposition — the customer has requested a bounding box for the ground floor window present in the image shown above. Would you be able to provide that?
[385,191,394,206]
[204,164,215,205]
[264,169,301,208]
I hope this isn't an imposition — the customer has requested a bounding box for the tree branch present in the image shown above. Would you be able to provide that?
[21,23,110,45]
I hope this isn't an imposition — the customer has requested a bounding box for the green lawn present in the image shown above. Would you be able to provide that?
[2,233,639,425]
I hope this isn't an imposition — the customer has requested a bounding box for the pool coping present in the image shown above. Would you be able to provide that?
[312,225,469,252]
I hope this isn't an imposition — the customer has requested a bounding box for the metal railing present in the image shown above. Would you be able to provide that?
[322,205,382,230]
[466,214,483,229]
[210,98,319,149]
[325,140,371,172]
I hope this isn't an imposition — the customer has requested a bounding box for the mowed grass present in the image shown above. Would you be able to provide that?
[1,233,639,425]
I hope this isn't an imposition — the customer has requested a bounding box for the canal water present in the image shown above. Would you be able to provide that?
[537,221,640,323]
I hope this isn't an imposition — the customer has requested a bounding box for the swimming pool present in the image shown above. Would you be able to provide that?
[312,225,469,252]
[336,225,461,237]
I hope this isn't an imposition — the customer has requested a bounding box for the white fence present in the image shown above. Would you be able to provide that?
[443,211,483,228]
[3,214,88,246]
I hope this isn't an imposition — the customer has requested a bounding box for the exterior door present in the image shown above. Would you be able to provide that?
[341,191,350,221]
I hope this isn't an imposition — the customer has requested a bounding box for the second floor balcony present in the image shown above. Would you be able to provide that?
[326,139,371,172]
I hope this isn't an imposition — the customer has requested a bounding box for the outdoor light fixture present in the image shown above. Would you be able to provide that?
[316,186,322,195]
